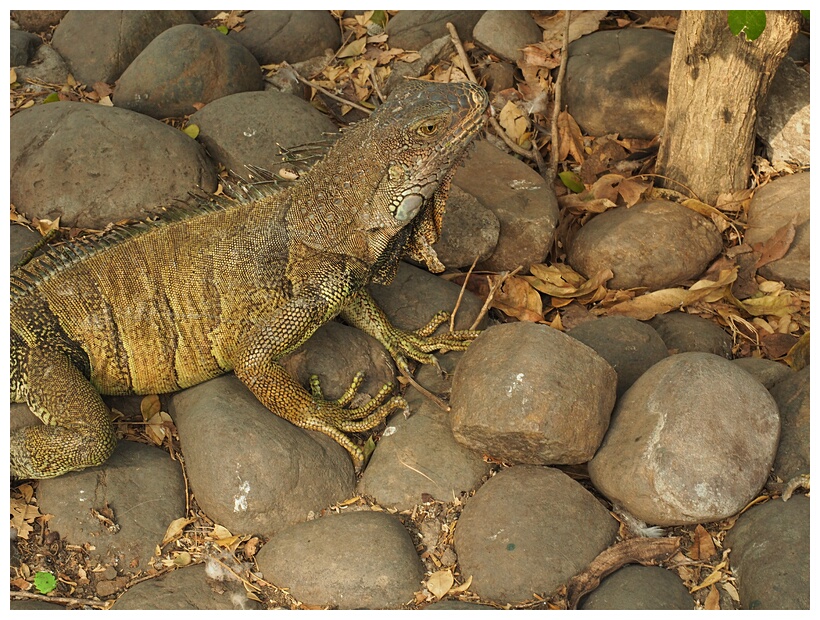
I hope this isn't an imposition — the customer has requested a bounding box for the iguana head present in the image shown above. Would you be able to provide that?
[294,80,488,283]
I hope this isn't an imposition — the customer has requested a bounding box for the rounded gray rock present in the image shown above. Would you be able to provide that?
[568,200,723,291]
[724,495,809,609]
[732,357,793,389]
[432,184,500,269]
[51,10,197,84]
[565,28,673,139]
[113,563,262,610]
[229,10,341,65]
[473,10,543,62]
[568,315,668,396]
[190,89,338,181]
[454,140,558,272]
[579,565,693,610]
[454,465,618,603]
[170,374,355,537]
[10,101,217,227]
[768,366,809,482]
[37,440,186,572]
[385,11,484,51]
[256,510,424,609]
[648,312,733,358]
[588,352,780,526]
[451,322,616,465]
[115,24,263,119]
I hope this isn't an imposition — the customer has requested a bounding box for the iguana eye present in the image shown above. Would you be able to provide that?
[417,121,440,136]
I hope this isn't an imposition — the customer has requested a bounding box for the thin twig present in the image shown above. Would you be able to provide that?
[10,590,110,608]
[469,266,523,331]
[549,10,572,181]
[450,254,480,332]
[397,364,451,411]
[280,63,372,115]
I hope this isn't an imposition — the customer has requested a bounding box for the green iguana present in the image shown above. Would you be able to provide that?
[10,80,489,479]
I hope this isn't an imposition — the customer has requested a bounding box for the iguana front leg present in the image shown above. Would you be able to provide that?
[232,288,406,464]
[340,289,481,374]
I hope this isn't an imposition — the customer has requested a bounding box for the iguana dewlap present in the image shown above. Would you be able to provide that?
[10,80,489,479]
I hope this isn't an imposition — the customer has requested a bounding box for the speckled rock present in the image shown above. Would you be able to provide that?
[648,312,733,358]
[256,510,424,609]
[229,10,341,65]
[732,357,793,389]
[744,172,810,290]
[454,465,618,603]
[724,495,809,609]
[768,366,809,482]
[189,89,338,181]
[565,28,673,139]
[568,316,668,397]
[589,353,780,526]
[451,322,617,465]
[10,101,217,227]
[568,200,723,291]
[51,10,197,84]
[385,11,484,51]
[473,10,542,62]
[758,58,809,166]
[114,24,262,119]
[579,565,693,610]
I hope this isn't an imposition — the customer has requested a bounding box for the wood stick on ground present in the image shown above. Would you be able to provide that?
[10,590,110,609]
[549,10,571,181]
[450,254,480,333]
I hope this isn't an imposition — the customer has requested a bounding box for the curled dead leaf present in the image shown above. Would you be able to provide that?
[426,569,455,600]
[161,516,197,546]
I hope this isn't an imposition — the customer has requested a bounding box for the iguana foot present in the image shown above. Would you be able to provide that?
[377,310,481,374]
[303,371,409,462]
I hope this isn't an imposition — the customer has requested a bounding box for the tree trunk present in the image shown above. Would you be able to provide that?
[655,11,800,204]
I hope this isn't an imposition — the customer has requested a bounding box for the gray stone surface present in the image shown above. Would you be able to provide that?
[648,312,733,358]
[385,11,484,51]
[190,89,338,181]
[114,24,263,119]
[732,357,793,389]
[568,315,668,397]
[454,140,558,272]
[37,440,186,572]
[744,172,810,290]
[229,10,341,65]
[113,563,262,610]
[565,28,673,139]
[451,322,616,465]
[170,374,355,537]
[257,510,424,609]
[432,185,500,269]
[10,101,217,227]
[473,10,542,62]
[725,495,809,609]
[589,353,780,526]
[579,565,693,610]
[758,57,809,166]
[51,10,197,84]
[568,200,722,291]
[768,366,809,482]
[454,465,618,603]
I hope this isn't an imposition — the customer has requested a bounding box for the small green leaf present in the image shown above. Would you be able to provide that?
[558,171,585,193]
[215,25,229,35]
[182,124,199,139]
[34,571,57,594]
[43,92,60,104]
[727,10,767,41]
[370,10,387,27]
[800,10,809,21]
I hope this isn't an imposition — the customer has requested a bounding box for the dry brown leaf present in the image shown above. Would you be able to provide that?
[681,198,731,233]
[161,516,197,546]
[715,188,754,213]
[590,174,651,207]
[602,268,738,320]
[534,10,608,47]
[691,565,724,592]
[734,290,801,318]
[337,37,367,59]
[140,394,161,420]
[558,192,618,214]
[704,585,721,610]
[498,100,531,147]
[490,275,544,322]
[426,569,455,600]
[752,217,797,268]
[449,574,473,594]
[688,524,717,561]
[557,110,585,163]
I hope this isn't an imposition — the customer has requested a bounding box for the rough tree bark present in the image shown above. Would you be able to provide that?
[655,11,800,205]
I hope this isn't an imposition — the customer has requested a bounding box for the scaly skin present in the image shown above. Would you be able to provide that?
[10,80,489,478]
